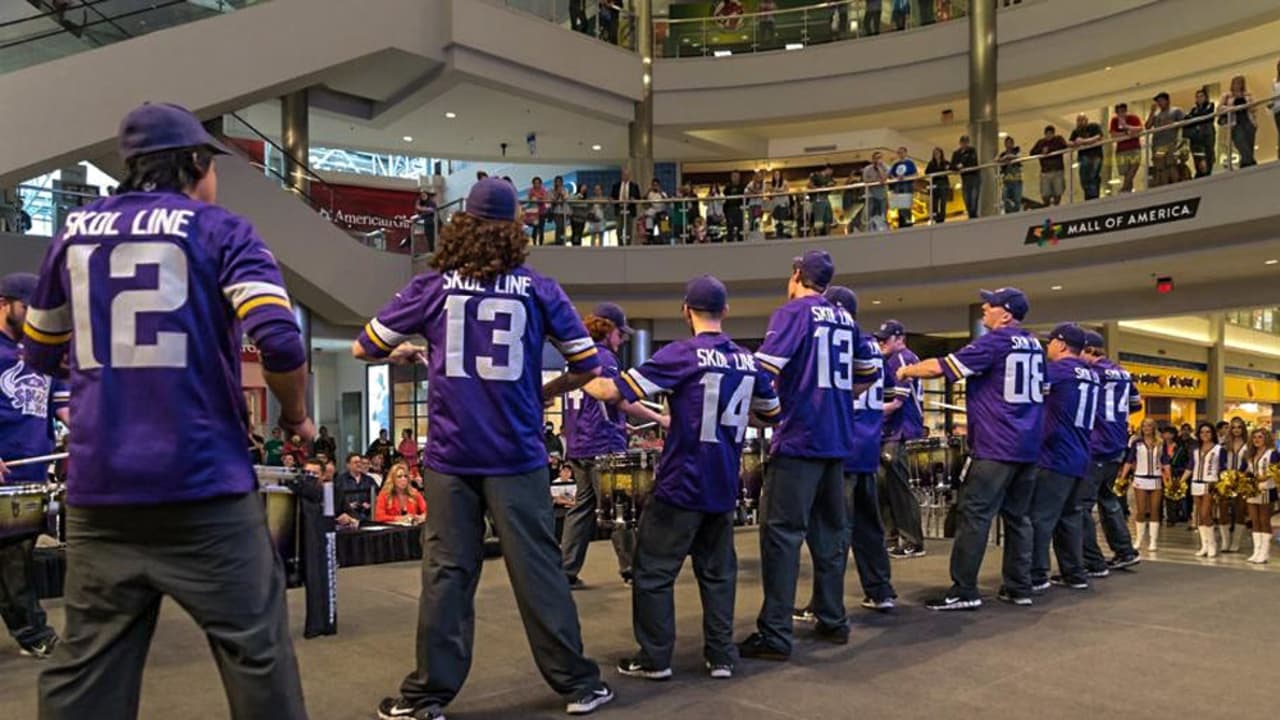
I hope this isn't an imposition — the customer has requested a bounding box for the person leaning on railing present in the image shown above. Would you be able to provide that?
[1222,75,1258,169]
[1109,103,1144,193]
[996,136,1023,214]
[1185,87,1217,179]
[1145,92,1186,187]
[950,136,980,219]
[1069,114,1105,200]
[925,147,951,224]
[1029,125,1067,206]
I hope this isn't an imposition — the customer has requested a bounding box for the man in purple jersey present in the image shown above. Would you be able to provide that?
[898,288,1045,610]
[583,275,779,681]
[875,319,927,559]
[23,103,312,719]
[1080,331,1141,573]
[560,301,667,589]
[1027,324,1100,594]
[738,250,876,660]
[0,273,69,660]
[796,286,896,623]
[353,178,613,719]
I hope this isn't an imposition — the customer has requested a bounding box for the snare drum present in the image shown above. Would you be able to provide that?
[256,467,301,577]
[602,450,658,498]
[0,483,48,540]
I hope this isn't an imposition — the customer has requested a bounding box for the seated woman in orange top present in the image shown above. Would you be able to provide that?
[374,462,427,524]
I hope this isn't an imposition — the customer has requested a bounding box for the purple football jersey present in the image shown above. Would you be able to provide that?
[756,295,873,459]
[882,347,924,441]
[847,334,887,474]
[616,332,778,513]
[357,267,600,476]
[23,192,301,505]
[562,343,627,459]
[1089,358,1142,459]
[1037,356,1100,478]
[0,333,69,484]
[941,325,1046,464]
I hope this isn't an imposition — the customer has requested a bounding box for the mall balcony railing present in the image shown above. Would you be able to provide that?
[0,0,263,75]
[497,0,638,51]
[657,0,1033,59]
[418,94,1278,251]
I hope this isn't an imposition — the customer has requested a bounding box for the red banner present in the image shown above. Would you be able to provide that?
[315,183,419,252]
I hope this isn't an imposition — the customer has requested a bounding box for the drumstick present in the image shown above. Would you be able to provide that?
[628,422,658,431]
[928,401,967,413]
[2,452,69,468]
[639,400,665,413]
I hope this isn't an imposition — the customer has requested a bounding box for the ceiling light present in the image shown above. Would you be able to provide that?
[785,42,804,50]
[591,144,602,151]
[1050,285,1063,291]
[714,50,732,57]
[872,300,882,305]
[444,111,457,119]
[402,135,413,142]
[1267,259,1279,266]
[1105,66,1113,71]
[998,131,1008,138]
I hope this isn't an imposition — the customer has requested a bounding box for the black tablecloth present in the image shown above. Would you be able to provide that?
[335,524,424,567]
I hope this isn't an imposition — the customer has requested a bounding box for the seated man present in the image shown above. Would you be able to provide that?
[335,452,378,523]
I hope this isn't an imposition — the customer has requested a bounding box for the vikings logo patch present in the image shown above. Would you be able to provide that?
[0,359,50,418]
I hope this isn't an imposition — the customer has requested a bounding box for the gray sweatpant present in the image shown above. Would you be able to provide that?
[400,469,600,711]
[38,493,306,720]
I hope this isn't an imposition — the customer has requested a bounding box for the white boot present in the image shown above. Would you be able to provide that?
[1135,522,1149,552]
[1247,533,1265,563]
[1147,522,1160,552]
[1257,533,1272,564]
[1228,526,1243,553]
[1217,526,1231,553]
[1207,526,1219,558]
[1195,526,1210,557]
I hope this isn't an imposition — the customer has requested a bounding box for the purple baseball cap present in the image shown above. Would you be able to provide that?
[1044,323,1087,351]
[979,287,1029,321]
[684,275,727,314]
[873,319,906,341]
[792,249,834,289]
[823,285,858,316]
[1083,330,1105,350]
[0,273,38,303]
[593,302,634,335]
[465,178,519,222]
[118,102,228,160]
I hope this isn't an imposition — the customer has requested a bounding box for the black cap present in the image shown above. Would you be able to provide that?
[873,319,906,341]
[593,302,635,335]
[1153,91,1170,102]
[979,287,1029,321]
[1044,323,1087,351]
[823,285,858,316]
[684,275,728,314]
[792,249,834,289]
[1083,330,1105,350]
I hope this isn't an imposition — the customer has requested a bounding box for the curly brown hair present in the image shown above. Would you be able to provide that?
[584,314,617,342]
[429,212,529,280]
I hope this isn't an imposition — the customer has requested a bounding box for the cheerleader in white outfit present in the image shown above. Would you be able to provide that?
[1179,422,1225,558]
[1219,417,1249,552]
[1243,428,1276,564]
[1117,418,1168,552]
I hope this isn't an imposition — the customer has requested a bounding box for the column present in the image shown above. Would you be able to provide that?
[968,303,987,341]
[1206,314,1225,423]
[281,89,310,196]
[628,0,654,243]
[968,0,999,218]
[629,318,654,369]
[1101,320,1121,356]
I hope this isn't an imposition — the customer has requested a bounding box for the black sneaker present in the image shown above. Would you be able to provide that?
[737,633,790,661]
[925,595,982,612]
[567,576,586,590]
[1049,575,1089,590]
[620,572,633,587]
[616,657,672,681]
[1030,580,1051,595]
[566,683,614,715]
[705,661,733,679]
[812,623,850,645]
[1107,554,1141,570]
[1086,566,1111,578]
[18,634,57,660]
[792,606,816,623]
[889,544,926,559]
[996,588,1032,607]
[377,697,445,720]
[860,596,896,612]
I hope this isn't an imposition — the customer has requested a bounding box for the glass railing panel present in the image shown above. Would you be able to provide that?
[437,93,1277,251]
[0,0,266,75]
[498,0,638,51]
[656,0,1040,59]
